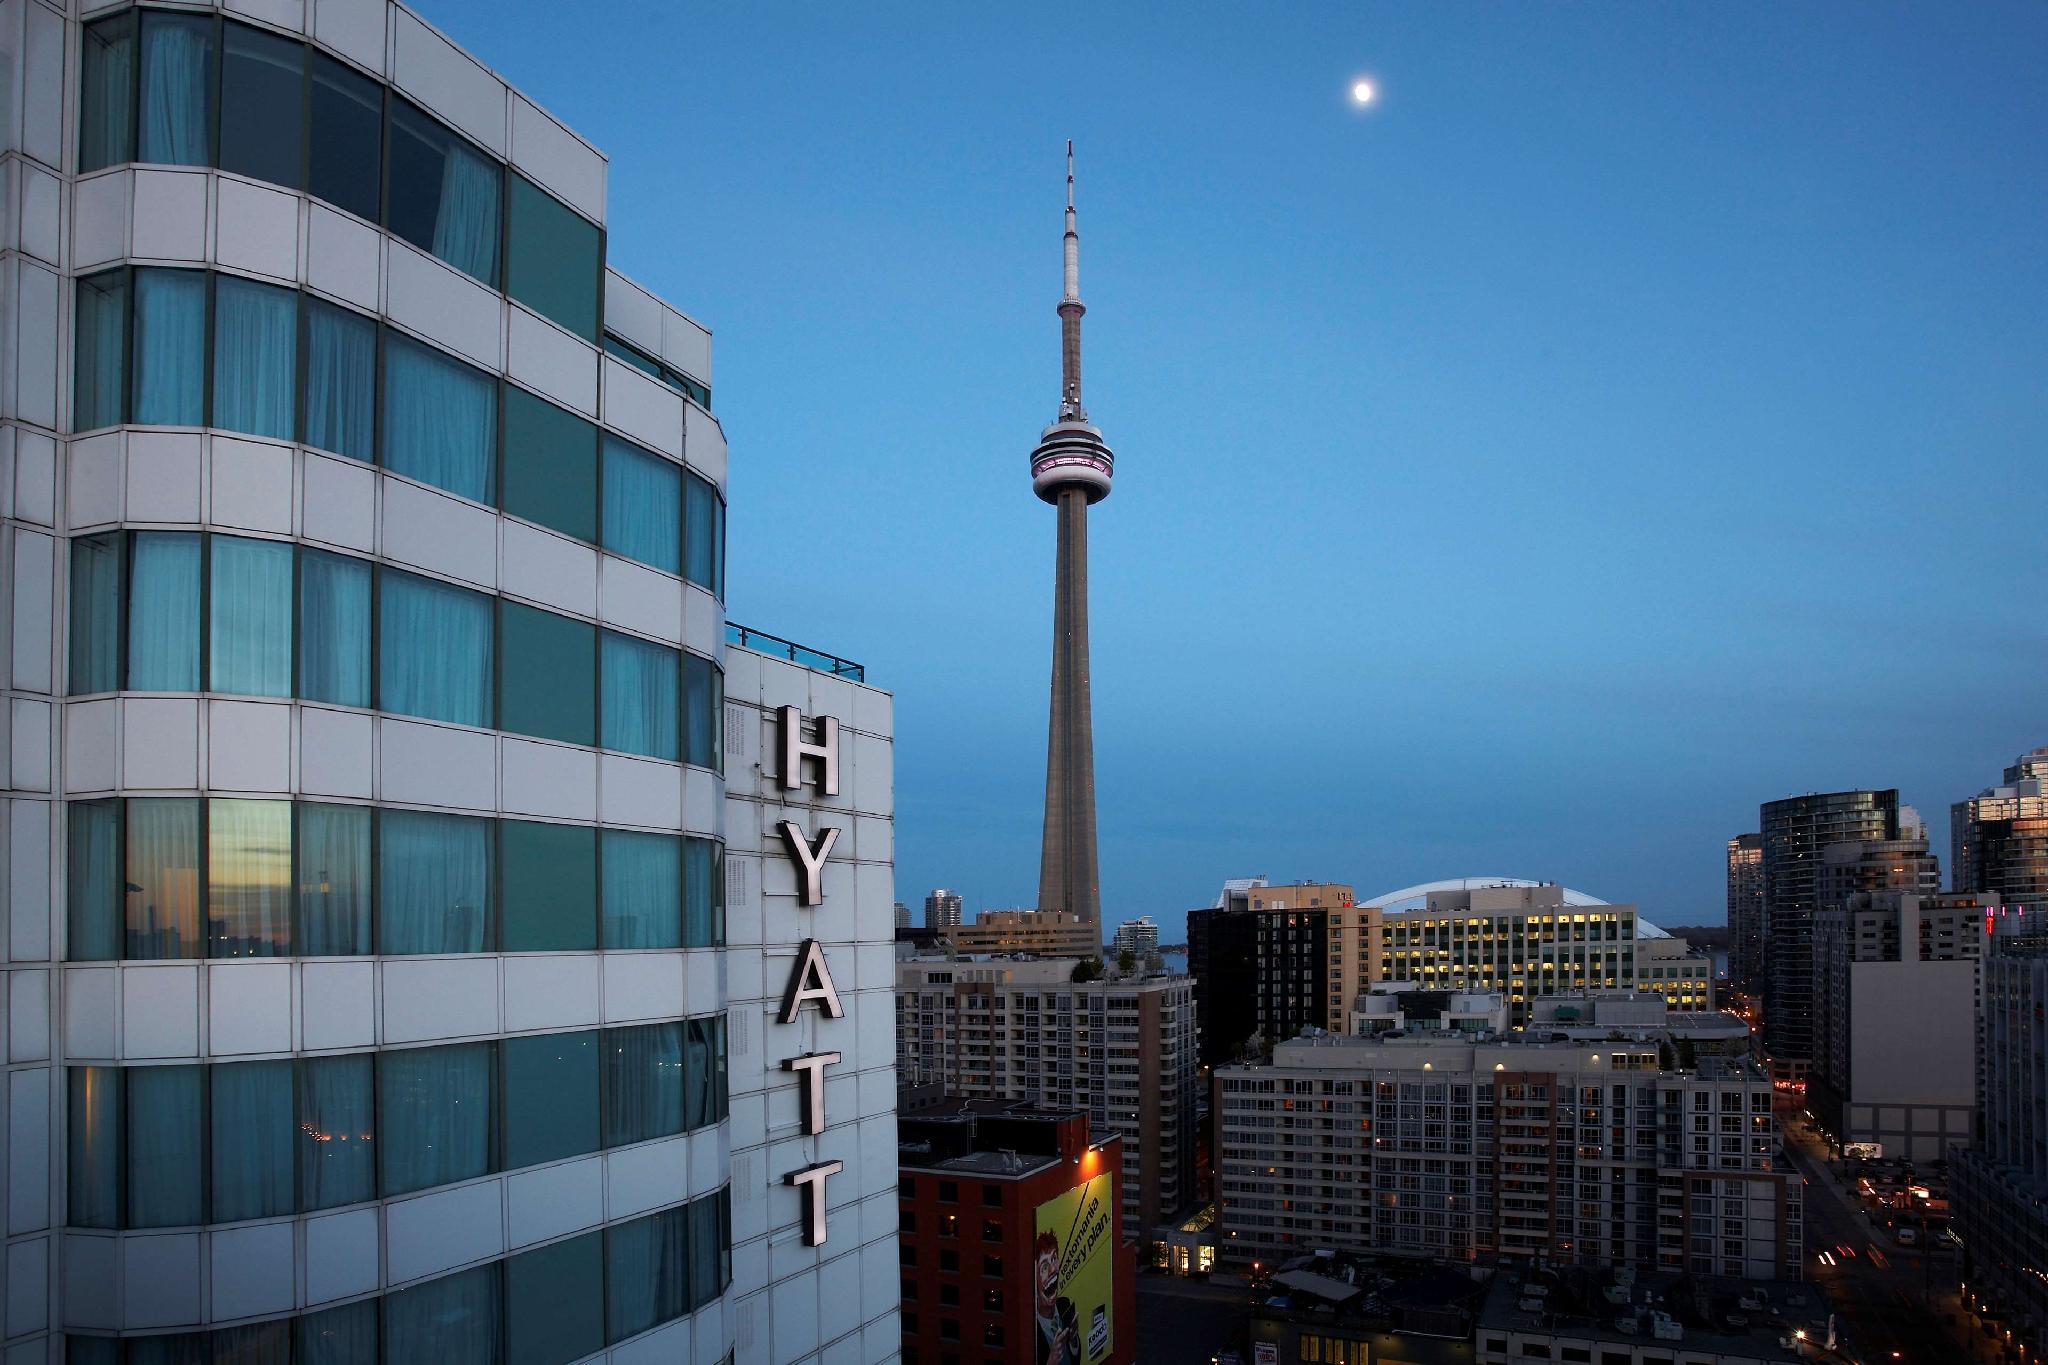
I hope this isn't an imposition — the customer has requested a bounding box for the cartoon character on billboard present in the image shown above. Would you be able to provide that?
[1034,1228,1082,1365]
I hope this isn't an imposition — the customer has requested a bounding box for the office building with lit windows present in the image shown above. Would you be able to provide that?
[1726,832,1764,1000]
[0,2,899,1361]
[1953,748,2048,915]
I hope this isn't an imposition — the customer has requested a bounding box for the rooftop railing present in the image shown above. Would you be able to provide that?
[725,623,865,682]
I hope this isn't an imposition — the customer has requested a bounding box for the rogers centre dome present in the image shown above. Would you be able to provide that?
[1363,877,1672,939]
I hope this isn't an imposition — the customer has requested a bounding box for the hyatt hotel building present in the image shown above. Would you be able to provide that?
[0,2,900,1361]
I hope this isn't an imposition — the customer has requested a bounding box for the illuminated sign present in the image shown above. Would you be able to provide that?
[1035,1172,1116,1365]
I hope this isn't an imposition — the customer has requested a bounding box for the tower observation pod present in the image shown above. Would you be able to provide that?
[1031,142,1111,934]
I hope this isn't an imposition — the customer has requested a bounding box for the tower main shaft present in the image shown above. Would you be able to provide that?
[1031,143,1114,936]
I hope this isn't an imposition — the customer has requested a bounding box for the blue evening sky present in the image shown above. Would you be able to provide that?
[427,1,2047,941]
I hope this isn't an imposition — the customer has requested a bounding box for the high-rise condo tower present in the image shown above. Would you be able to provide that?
[1031,143,1114,931]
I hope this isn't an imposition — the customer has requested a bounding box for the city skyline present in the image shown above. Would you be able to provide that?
[423,0,2048,940]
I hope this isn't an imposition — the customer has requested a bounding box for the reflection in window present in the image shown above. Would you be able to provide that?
[67,1067,122,1228]
[298,1054,375,1211]
[209,536,292,697]
[604,1209,687,1344]
[310,53,383,224]
[388,100,500,286]
[210,1060,294,1221]
[304,300,377,462]
[500,821,596,952]
[601,1022,683,1146]
[297,803,371,957]
[73,271,128,431]
[502,386,597,542]
[601,830,681,950]
[379,570,492,727]
[126,797,201,960]
[499,601,595,746]
[601,437,681,574]
[127,1064,203,1227]
[299,549,372,708]
[208,799,291,958]
[132,269,205,425]
[377,809,489,955]
[601,631,678,760]
[502,1031,599,1168]
[79,12,136,173]
[378,1043,492,1198]
[382,334,496,503]
[219,22,302,188]
[137,12,214,167]
[506,173,600,342]
[213,276,298,440]
[69,533,122,694]
[128,532,201,690]
[295,1298,377,1365]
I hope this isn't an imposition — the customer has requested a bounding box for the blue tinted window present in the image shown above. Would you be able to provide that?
[684,472,724,596]
[132,269,205,425]
[299,1054,375,1211]
[69,533,123,694]
[601,437,681,574]
[219,22,302,188]
[126,797,201,961]
[507,174,600,341]
[137,13,214,167]
[503,386,597,542]
[67,1067,122,1228]
[297,802,371,956]
[501,821,596,952]
[601,1022,684,1146]
[127,1064,203,1227]
[299,549,372,708]
[209,536,292,697]
[601,830,681,950]
[207,798,291,958]
[303,300,376,462]
[210,1059,294,1221]
[128,531,200,690]
[310,53,382,223]
[382,335,497,503]
[499,601,595,746]
[601,631,678,760]
[73,271,128,430]
[79,15,135,173]
[502,1031,599,1168]
[379,570,493,727]
[388,100,500,286]
[378,1043,491,1197]
[382,1263,501,1365]
[507,1233,604,1365]
[67,801,119,962]
[377,809,489,955]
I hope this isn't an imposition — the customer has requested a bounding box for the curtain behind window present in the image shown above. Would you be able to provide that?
[602,1022,683,1146]
[67,802,120,962]
[378,571,491,727]
[298,550,371,709]
[684,473,719,591]
[297,803,371,956]
[210,1060,294,1221]
[685,1017,717,1130]
[128,531,200,690]
[138,14,212,166]
[126,797,200,960]
[601,830,680,950]
[127,1064,203,1226]
[689,1193,722,1309]
[383,1265,500,1365]
[295,1301,377,1365]
[377,809,488,955]
[684,837,717,949]
[604,1216,660,1343]
[382,338,496,504]
[132,270,205,425]
[601,439,680,574]
[298,1054,374,1210]
[378,1045,490,1197]
[212,277,297,440]
[207,1323,289,1365]
[69,534,122,694]
[304,303,376,462]
[600,631,678,760]
[74,272,129,430]
[209,537,292,698]
[433,141,501,286]
[79,16,135,172]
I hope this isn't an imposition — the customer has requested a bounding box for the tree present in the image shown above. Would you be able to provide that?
[1118,949,1137,975]
[1069,957,1104,983]
[1658,1039,1677,1072]
[1676,1037,1698,1070]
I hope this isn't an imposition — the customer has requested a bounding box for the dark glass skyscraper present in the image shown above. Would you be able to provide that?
[1759,789,1899,1079]
[1727,832,1764,998]
[1953,748,2048,914]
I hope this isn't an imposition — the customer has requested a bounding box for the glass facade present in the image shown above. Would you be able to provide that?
[71,267,725,594]
[67,797,722,961]
[49,12,774,1358]
[66,1024,726,1227]
[66,532,723,756]
[63,1189,729,1362]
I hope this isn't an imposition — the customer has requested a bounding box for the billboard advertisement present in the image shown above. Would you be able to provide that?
[1034,1172,1115,1365]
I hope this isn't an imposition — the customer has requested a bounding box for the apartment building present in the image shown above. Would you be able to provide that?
[1216,1035,1800,1280]
[894,959,1197,1235]
[1809,891,1985,1161]
[945,908,1095,959]
[0,2,899,1360]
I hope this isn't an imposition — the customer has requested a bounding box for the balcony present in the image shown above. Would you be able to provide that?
[726,623,865,681]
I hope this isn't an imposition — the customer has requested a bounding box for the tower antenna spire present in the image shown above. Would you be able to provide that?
[1060,141,1084,416]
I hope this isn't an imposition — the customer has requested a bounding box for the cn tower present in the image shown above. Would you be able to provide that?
[1031,143,1114,933]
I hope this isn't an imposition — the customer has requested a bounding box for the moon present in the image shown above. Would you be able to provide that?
[1351,79,1377,106]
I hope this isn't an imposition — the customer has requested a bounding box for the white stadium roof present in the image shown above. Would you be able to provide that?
[1363,877,1669,938]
